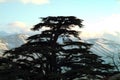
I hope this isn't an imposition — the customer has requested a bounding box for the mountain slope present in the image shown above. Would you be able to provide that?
[0,34,120,70]
[87,38,120,70]
[0,34,28,55]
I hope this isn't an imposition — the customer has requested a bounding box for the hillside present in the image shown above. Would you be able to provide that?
[0,34,28,55]
[87,38,120,70]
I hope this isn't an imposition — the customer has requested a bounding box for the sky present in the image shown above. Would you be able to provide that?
[0,0,120,39]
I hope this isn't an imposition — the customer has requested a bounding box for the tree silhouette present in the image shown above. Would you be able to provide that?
[2,16,113,80]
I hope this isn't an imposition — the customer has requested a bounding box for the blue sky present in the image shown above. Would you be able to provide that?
[0,0,120,38]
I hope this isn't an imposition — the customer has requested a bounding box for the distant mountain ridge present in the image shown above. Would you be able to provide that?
[86,38,120,70]
[0,34,28,55]
[0,33,120,70]
[87,38,120,56]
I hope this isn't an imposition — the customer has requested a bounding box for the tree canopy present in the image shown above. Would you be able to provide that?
[0,16,114,80]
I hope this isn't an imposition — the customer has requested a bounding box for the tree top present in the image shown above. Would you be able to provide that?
[32,16,83,31]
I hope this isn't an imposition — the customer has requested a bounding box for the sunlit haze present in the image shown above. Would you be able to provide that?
[0,0,120,41]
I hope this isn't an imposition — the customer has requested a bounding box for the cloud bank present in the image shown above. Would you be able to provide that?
[21,0,49,5]
[81,14,120,42]
[88,14,120,32]
[7,21,30,33]
[0,0,49,5]
[0,0,5,3]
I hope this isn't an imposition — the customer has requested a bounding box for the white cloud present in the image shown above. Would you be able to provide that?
[99,14,120,32]
[9,21,26,28]
[81,14,120,39]
[0,0,7,3]
[20,0,49,5]
[0,0,49,5]
[0,0,16,3]
[8,21,30,33]
[116,0,120,2]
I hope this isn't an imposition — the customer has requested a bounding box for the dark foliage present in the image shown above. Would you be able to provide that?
[1,16,114,80]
